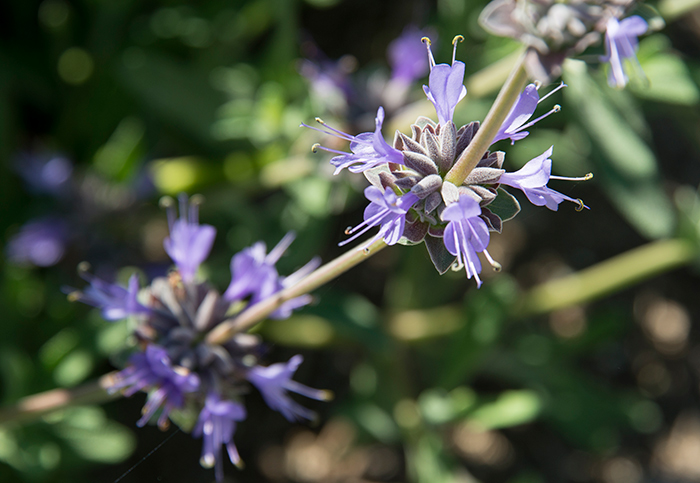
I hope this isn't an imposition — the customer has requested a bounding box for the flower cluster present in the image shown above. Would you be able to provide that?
[70,194,329,481]
[479,0,648,86]
[307,36,591,287]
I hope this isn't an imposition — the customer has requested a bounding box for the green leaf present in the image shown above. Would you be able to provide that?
[467,390,542,430]
[55,407,136,463]
[563,60,675,239]
[424,236,456,275]
[488,188,520,222]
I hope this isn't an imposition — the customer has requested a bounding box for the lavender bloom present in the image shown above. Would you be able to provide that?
[492,83,565,145]
[498,146,589,211]
[163,194,216,283]
[193,392,247,482]
[388,26,431,84]
[110,345,200,429]
[303,107,404,174]
[422,36,467,125]
[6,218,68,267]
[14,152,73,195]
[601,16,648,88]
[340,186,419,248]
[224,232,316,317]
[441,195,493,288]
[247,355,331,422]
[74,272,150,321]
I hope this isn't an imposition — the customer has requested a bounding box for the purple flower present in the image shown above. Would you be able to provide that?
[441,195,492,288]
[193,392,247,482]
[303,107,404,174]
[340,186,419,248]
[601,16,648,88]
[6,218,68,267]
[163,194,216,283]
[110,345,200,429]
[74,272,151,321]
[498,146,589,211]
[14,152,73,195]
[492,82,565,145]
[388,26,432,83]
[224,233,316,317]
[422,36,467,125]
[247,355,331,422]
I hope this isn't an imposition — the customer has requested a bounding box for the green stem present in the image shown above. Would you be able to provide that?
[444,51,529,186]
[0,372,119,425]
[516,238,695,317]
[206,239,388,344]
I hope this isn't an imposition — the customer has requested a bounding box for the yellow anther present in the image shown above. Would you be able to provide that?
[575,199,585,212]
[77,261,91,273]
[362,247,370,254]
[421,36,432,46]
[584,172,594,180]
[311,143,321,153]
[190,194,205,206]
[553,104,561,112]
[452,35,464,45]
[67,291,80,302]
[491,261,503,272]
[315,117,325,124]
[320,389,335,401]
[534,80,542,89]
[344,226,353,235]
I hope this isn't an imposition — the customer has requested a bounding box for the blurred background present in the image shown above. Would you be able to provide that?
[3,0,700,482]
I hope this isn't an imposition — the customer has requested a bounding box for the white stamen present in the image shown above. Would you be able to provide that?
[482,249,502,272]
[451,35,464,65]
[538,81,567,103]
[421,37,436,69]
[550,172,594,182]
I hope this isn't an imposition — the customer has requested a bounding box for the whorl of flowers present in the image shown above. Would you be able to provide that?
[479,0,648,84]
[306,35,591,285]
[70,194,329,481]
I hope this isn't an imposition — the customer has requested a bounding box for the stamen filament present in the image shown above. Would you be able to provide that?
[300,122,354,142]
[451,35,464,65]
[514,105,560,133]
[421,37,436,69]
[267,232,296,264]
[483,249,502,272]
[550,173,594,182]
[538,81,567,103]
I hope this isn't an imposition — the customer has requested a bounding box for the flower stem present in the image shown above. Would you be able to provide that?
[206,239,388,344]
[0,372,119,425]
[515,238,695,316]
[444,50,529,186]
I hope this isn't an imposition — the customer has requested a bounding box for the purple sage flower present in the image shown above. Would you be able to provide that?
[441,195,494,288]
[302,107,404,174]
[193,392,247,482]
[247,355,331,422]
[110,344,200,429]
[6,218,69,267]
[163,194,216,283]
[498,146,590,211]
[492,82,565,145]
[422,36,467,125]
[388,26,432,84]
[601,16,648,88]
[14,152,73,196]
[73,272,151,321]
[224,232,317,317]
[340,186,419,248]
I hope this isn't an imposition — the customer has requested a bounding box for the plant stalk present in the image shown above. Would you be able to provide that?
[0,372,119,425]
[206,239,387,344]
[445,51,529,186]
